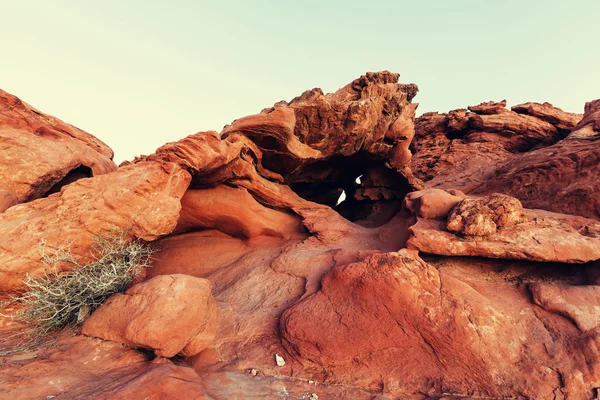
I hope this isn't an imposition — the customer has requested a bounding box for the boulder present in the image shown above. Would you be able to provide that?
[0,162,189,291]
[409,209,600,263]
[410,100,582,194]
[446,193,526,236]
[0,189,18,213]
[403,188,465,219]
[83,274,217,358]
[0,89,117,202]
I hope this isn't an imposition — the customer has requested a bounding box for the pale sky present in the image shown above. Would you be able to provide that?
[1,1,598,163]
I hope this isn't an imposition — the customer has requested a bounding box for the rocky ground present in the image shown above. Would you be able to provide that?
[0,72,599,399]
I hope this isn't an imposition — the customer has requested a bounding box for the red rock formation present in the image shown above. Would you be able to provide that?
[0,162,189,290]
[569,99,600,139]
[473,99,600,219]
[280,249,595,398]
[82,274,216,357]
[410,100,582,193]
[1,74,600,399]
[446,193,526,236]
[408,208,600,263]
[0,335,207,399]
[0,189,18,213]
[403,188,465,219]
[0,89,117,202]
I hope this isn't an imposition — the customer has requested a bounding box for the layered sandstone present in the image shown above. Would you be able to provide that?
[1,75,600,399]
[0,89,116,202]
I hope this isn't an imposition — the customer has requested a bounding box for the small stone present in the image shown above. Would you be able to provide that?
[308,380,316,385]
[250,368,257,376]
[275,353,285,367]
[310,394,319,400]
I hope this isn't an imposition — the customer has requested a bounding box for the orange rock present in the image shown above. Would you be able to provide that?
[403,188,464,219]
[531,283,600,331]
[83,274,216,358]
[175,186,305,239]
[3,74,600,399]
[0,89,117,202]
[409,208,600,263]
[446,193,526,236]
[0,189,18,213]
[569,99,600,139]
[280,250,596,398]
[0,334,207,399]
[474,100,600,219]
[0,162,190,291]
[511,101,581,133]
[410,100,582,193]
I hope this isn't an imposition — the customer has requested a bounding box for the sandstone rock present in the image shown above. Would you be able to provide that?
[0,335,207,400]
[530,283,600,332]
[446,197,497,236]
[468,99,509,115]
[470,99,600,220]
[0,189,18,213]
[0,162,189,291]
[409,209,600,263]
[280,250,596,398]
[138,71,422,210]
[83,274,216,358]
[0,89,117,202]
[411,99,599,223]
[3,75,600,399]
[569,99,600,139]
[410,100,579,193]
[446,193,526,236]
[474,134,600,220]
[174,186,304,239]
[403,188,464,219]
[511,101,582,133]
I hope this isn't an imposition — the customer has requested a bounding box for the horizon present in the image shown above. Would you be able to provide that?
[1,0,598,163]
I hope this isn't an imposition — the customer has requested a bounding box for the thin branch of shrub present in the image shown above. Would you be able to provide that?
[0,231,155,355]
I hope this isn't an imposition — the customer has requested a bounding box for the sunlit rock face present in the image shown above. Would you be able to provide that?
[0,89,117,203]
[2,75,600,399]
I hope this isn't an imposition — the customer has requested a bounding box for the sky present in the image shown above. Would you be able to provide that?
[1,1,598,163]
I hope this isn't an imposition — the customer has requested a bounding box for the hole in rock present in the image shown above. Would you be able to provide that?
[135,347,157,361]
[445,129,468,140]
[336,190,346,206]
[287,154,412,227]
[42,165,93,198]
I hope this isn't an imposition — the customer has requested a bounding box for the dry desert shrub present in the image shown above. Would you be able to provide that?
[0,232,154,354]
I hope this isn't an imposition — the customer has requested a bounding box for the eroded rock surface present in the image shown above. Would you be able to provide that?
[410,98,600,222]
[0,189,18,213]
[82,274,216,357]
[280,250,597,398]
[410,100,582,193]
[446,193,526,236]
[569,99,600,139]
[473,100,600,219]
[409,209,600,263]
[0,161,189,291]
[1,74,600,399]
[0,89,117,202]
[403,188,465,219]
